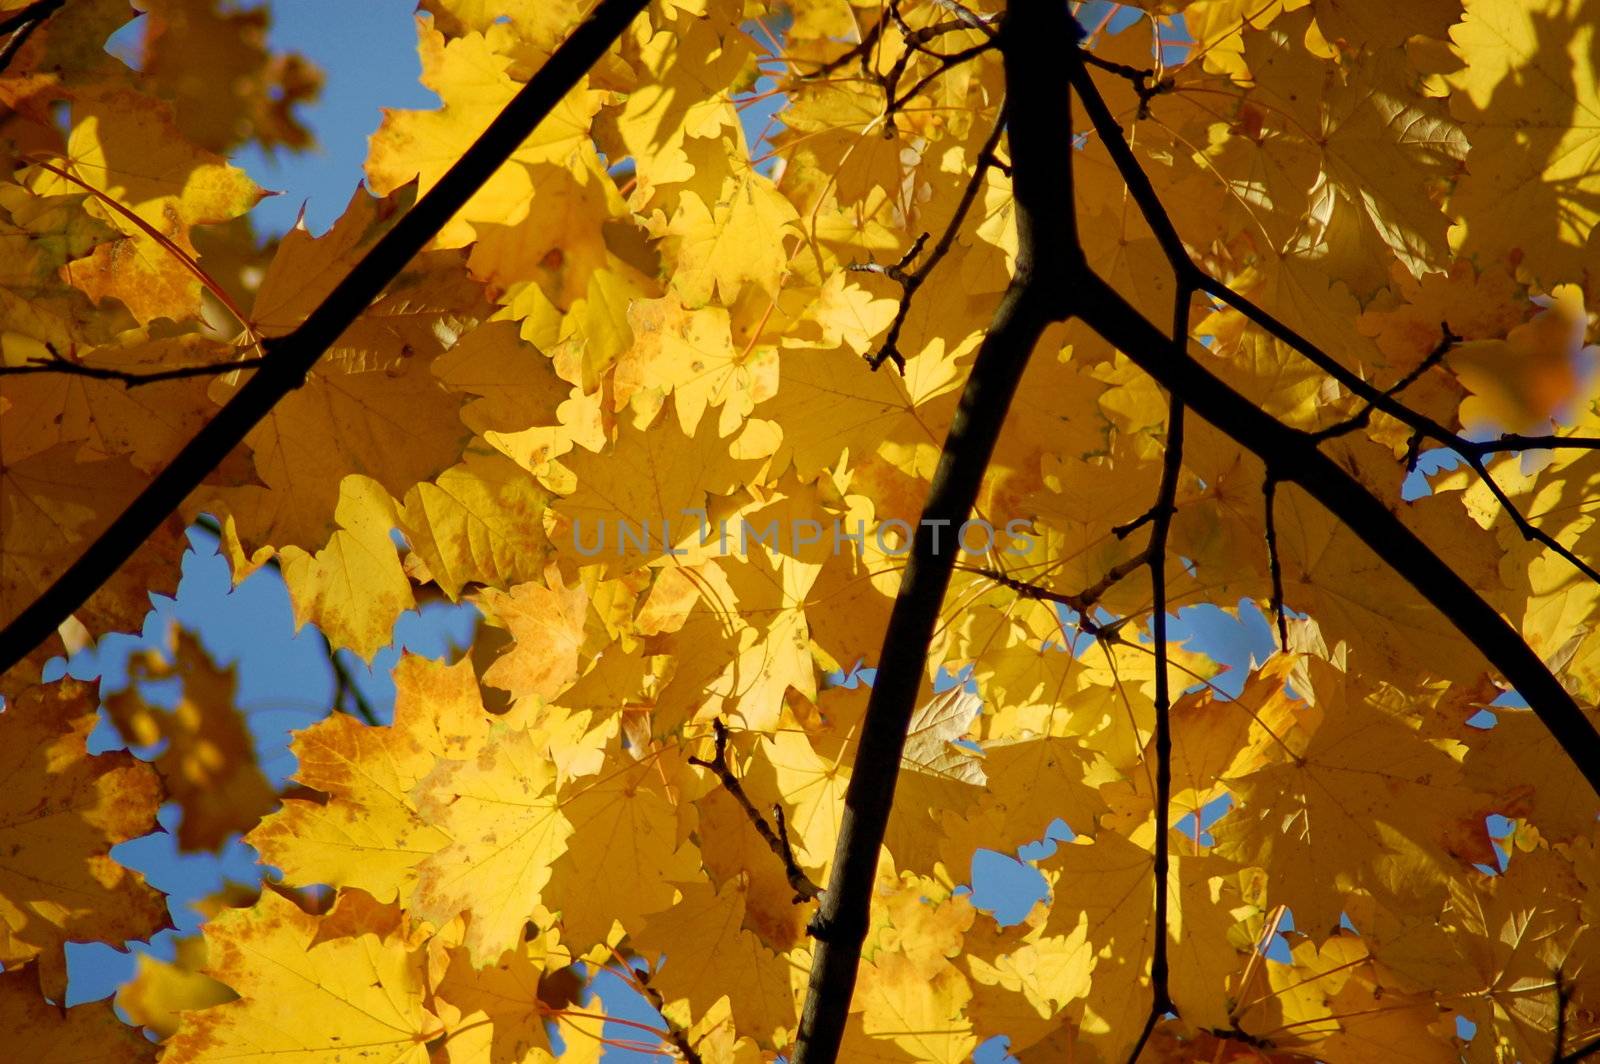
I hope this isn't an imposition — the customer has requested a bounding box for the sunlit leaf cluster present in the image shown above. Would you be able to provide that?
[0,0,1596,1060]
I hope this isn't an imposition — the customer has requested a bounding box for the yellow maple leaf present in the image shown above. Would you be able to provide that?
[545,748,700,948]
[632,877,802,1044]
[27,89,263,323]
[410,724,575,964]
[163,889,438,1063]
[278,475,414,659]
[1214,681,1496,937]
[246,655,491,902]
[665,172,800,308]
[1448,0,1600,284]
[366,16,608,249]
[116,933,234,1039]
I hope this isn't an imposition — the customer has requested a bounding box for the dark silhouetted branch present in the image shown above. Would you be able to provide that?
[1262,475,1288,651]
[688,718,822,903]
[1072,269,1600,798]
[0,350,267,387]
[0,0,653,677]
[1310,323,1458,443]
[1065,43,1600,795]
[1125,290,1188,1064]
[793,6,1085,1061]
[851,108,1008,372]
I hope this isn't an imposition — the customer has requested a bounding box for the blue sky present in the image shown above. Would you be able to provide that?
[55,2,1288,1058]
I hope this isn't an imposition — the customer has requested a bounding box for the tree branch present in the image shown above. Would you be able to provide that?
[0,0,653,678]
[688,718,821,903]
[1125,309,1187,1063]
[1262,474,1288,651]
[851,104,1007,372]
[1072,269,1600,798]
[0,350,267,387]
[1309,323,1458,444]
[1065,43,1600,797]
[792,6,1085,1061]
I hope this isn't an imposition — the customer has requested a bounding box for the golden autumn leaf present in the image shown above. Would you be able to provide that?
[26,89,264,324]
[162,889,438,1063]
[115,933,235,1039]
[409,724,575,964]
[0,678,166,997]
[246,654,492,903]
[5,0,1600,1059]
[0,967,153,1062]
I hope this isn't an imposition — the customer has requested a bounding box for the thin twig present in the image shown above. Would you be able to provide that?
[0,349,267,386]
[851,106,1008,372]
[191,514,380,725]
[1125,293,1189,1064]
[688,719,822,903]
[324,632,380,725]
[797,18,884,81]
[927,0,998,36]
[1078,49,1175,118]
[1466,454,1600,586]
[1309,323,1459,443]
[1466,432,1600,455]
[962,563,1126,640]
[887,40,996,115]
[634,967,704,1064]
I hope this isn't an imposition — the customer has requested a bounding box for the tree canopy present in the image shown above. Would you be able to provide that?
[0,0,1597,1061]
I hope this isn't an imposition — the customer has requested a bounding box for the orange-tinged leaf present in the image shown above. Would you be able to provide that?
[163,889,438,1063]
[1450,283,1596,432]
[429,938,558,1064]
[478,576,591,698]
[1,444,188,637]
[0,967,153,1062]
[410,725,575,964]
[0,679,166,995]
